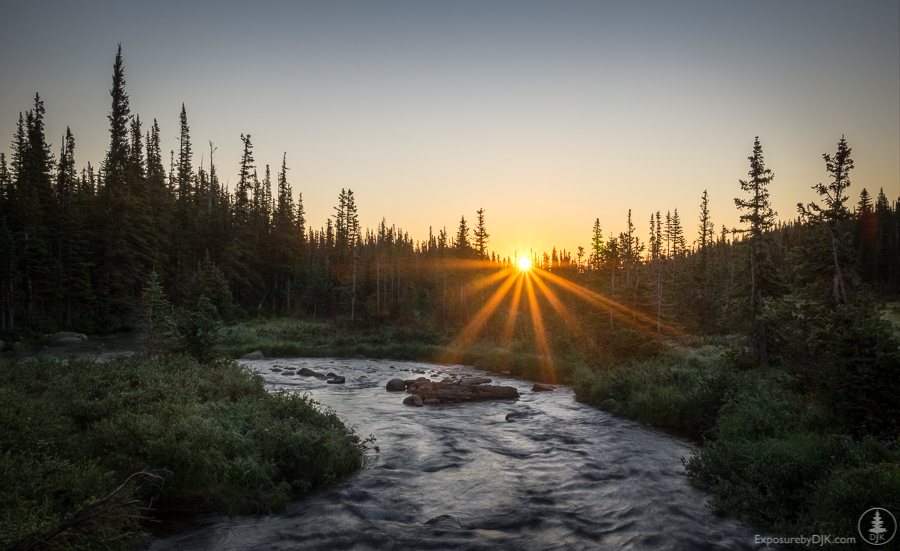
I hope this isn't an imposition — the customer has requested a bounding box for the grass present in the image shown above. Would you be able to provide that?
[0,353,370,550]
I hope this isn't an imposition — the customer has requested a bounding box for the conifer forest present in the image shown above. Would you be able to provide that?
[1,47,898,344]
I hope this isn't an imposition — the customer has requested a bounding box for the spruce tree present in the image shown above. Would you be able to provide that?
[473,208,489,259]
[798,135,854,306]
[734,137,778,366]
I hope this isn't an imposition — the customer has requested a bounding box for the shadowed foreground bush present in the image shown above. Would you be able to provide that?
[574,345,900,549]
[0,354,369,550]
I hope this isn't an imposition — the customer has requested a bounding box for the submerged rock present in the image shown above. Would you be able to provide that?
[241,350,265,360]
[424,514,463,529]
[53,331,87,342]
[599,398,618,411]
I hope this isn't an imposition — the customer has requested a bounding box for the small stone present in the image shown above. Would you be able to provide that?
[241,350,265,360]
[327,376,346,384]
[386,378,406,391]
[532,383,554,392]
[270,368,283,372]
[599,398,618,411]
[403,395,424,407]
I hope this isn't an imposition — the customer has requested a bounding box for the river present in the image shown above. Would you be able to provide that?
[148,357,778,550]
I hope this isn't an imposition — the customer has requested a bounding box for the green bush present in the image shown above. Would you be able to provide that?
[684,433,900,544]
[0,354,369,550]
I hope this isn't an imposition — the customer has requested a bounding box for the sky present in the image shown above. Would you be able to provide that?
[1,1,898,259]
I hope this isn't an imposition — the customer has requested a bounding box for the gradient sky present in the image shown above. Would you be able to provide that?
[2,1,898,259]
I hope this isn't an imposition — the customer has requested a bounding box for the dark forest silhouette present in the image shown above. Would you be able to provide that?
[1,47,899,365]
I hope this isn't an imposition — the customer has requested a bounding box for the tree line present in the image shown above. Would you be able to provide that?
[1,47,899,369]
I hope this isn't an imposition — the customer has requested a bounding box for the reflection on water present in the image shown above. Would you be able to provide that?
[149,358,779,550]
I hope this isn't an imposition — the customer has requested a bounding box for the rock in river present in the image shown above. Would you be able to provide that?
[532,383,554,392]
[327,375,346,384]
[385,378,406,391]
[403,394,424,407]
[241,350,265,360]
[404,376,519,405]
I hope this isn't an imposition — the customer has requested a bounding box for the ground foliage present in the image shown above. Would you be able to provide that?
[0,354,369,550]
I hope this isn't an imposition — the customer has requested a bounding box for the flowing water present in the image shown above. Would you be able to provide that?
[150,357,779,550]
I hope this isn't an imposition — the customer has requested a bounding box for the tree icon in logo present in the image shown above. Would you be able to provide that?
[859,508,897,546]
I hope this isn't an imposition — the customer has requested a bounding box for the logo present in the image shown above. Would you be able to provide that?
[859,508,897,546]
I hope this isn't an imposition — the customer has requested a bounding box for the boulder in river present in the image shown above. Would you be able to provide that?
[403,394,424,407]
[241,350,265,360]
[298,367,326,378]
[532,383,554,392]
[385,378,406,391]
[327,375,346,384]
[404,377,519,405]
[54,337,83,345]
[53,331,87,342]
[599,398,618,411]
[423,398,441,406]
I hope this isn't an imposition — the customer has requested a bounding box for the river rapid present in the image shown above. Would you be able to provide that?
[148,357,777,551]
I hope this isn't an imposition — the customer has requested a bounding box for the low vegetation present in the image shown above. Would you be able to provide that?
[0,353,370,550]
[574,342,900,549]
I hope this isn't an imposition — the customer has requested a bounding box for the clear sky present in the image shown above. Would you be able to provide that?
[2,1,898,259]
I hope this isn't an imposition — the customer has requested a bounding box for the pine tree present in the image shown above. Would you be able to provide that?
[176,104,193,203]
[734,137,778,366]
[473,208,489,259]
[798,135,854,306]
[454,215,471,258]
[590,218,605,271]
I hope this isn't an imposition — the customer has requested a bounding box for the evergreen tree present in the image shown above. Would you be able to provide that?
[798,135,854,306]
[454,215,471,257]
[473,208,489,259]
[734,137,778,366]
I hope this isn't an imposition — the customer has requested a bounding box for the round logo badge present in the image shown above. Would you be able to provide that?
[859,508,897,546]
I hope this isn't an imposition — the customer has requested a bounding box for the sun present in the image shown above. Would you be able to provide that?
[517,257,532,270]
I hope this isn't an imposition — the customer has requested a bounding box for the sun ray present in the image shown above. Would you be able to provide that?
[538,269,688,337]
[524,272,556,383]
[468,266,517,294]
[442,270,520,363]
[500,273,525,346]
[529,270,591,345]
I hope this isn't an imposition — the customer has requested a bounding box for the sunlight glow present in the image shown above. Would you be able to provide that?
[517,257,532,270]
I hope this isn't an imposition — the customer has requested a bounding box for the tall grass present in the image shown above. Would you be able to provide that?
[0,353,369,550]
